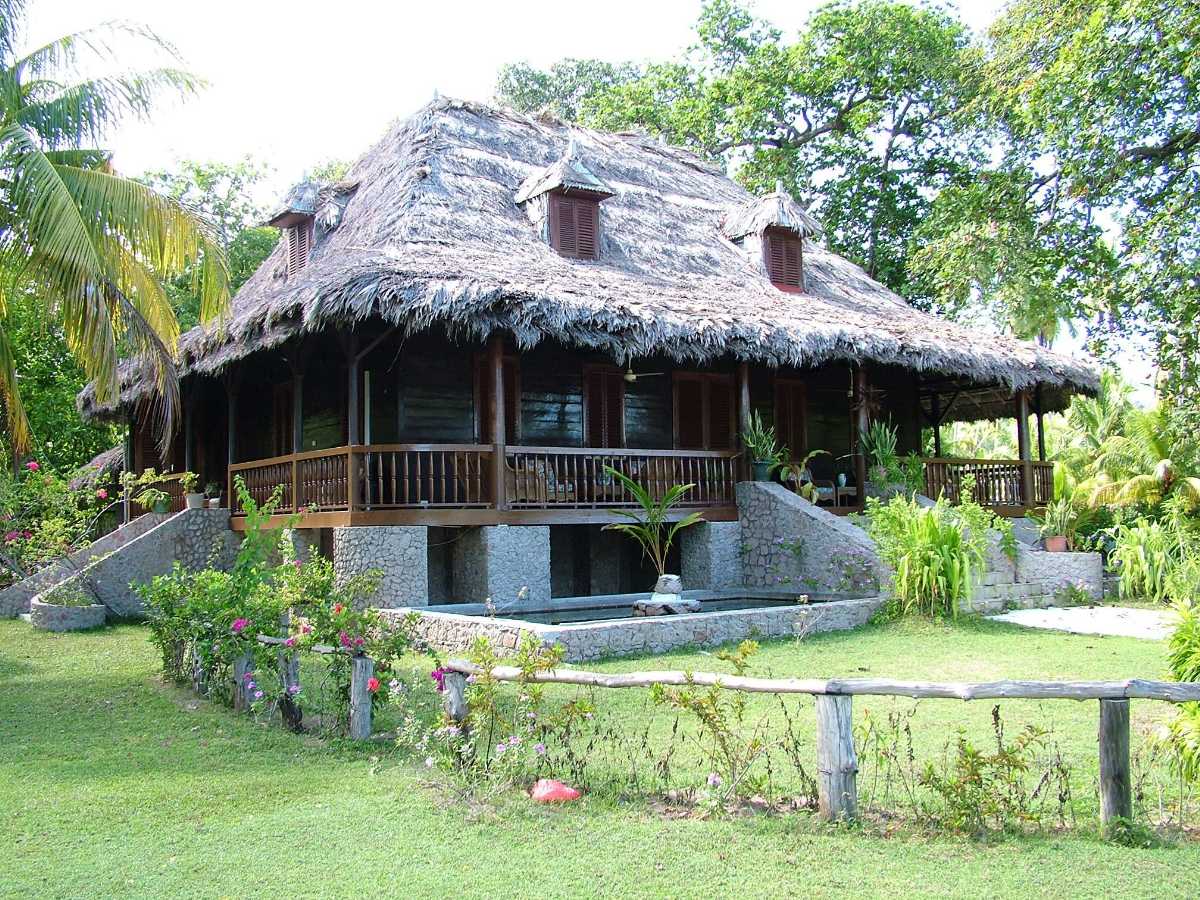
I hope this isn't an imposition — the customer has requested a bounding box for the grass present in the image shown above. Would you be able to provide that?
[2,617,1199,898]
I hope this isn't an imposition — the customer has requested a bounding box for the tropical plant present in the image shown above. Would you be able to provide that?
[0,1,230,452]
[179,471,198,494]
[1031,497,1082,547]
[740,410,783,464]
[864,493,990,618]
[601,465,703,578]
[860,419,901,485]
[777,448,831,503]
[1082,407,1200,512]
[1110,518,1182,604]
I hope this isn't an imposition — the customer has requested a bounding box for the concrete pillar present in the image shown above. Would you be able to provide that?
[681,521,744,590]
[332,526,429,609]
[453,525,549,609]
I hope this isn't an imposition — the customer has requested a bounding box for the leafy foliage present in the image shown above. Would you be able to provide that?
[601,465,703,578]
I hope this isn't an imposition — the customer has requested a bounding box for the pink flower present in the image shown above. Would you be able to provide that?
[95,488,108,500]
[231,618,249,634]
[338,631,351,648]
[24,461,38,472]
[4,530,19,543]
[301,624,312,634]
[367,677,380,693]
[254,690,264,700]
[430,667,447,693]
[22,531,31,539]
[284,637,296,648]
[293,559,302,569]
[353,636,364,647]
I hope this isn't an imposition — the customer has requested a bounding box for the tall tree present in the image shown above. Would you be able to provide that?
[0,0,230,453]
[499,1,988,306]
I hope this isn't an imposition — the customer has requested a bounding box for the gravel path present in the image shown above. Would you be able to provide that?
[989,605,1177,641]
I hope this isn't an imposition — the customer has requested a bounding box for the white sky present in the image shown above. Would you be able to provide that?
[24,0,1154,395]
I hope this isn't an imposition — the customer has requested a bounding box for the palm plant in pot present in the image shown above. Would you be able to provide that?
[859,419,903,498]
[742,411,785,482]
[1033,497,1081,552]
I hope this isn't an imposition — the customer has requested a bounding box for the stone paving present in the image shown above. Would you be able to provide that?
[989,605,1178,641]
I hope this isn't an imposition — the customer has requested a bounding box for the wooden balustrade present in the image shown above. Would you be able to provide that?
[358,444,492,508]
[923,457,1054,512]
[503,446,740,509]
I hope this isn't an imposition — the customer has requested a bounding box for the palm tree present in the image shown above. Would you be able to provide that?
[0,1,229,453]
[1083,406,1200,511]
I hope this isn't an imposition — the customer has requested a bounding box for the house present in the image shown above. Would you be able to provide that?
[78,98,1098,601]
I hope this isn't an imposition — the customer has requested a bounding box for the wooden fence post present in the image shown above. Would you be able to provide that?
[349,655,375,739]
[815,694,858,821]
[1099,698,1132,829]
[443,672,469,725]
[233,652,254,713]
[191,643,208,696]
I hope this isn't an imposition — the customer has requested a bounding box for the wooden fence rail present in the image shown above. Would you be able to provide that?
[444,660,1200,828]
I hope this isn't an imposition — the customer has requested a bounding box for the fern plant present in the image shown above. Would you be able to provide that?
[601,466,703,578]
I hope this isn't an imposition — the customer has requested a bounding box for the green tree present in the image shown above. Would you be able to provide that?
[140,158,278,328]
[496,58,641,121]
[0,0,230,452]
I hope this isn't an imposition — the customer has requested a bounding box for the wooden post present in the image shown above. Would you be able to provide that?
[291,364,304,454]
[122,413,135,525]
[348,655,375,739]
[225,376,239,509]
[930,392,942,458]
[278,612,302,732]
[1015,389,1034,510]
[1099,698,1132,830]
[191,644,208,696]
[346,333,361,446]
[1035,384,1046,462]
[853,366,869,504]
[443,672,469,725]
[183,389,195,474]
[737,361,751,481]
[488,333,508,511]
[815,694,858,821]
[232,652,254,713]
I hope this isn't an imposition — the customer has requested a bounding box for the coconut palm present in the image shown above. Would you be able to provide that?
[1083,406,1200,511]
[0,1,229,452]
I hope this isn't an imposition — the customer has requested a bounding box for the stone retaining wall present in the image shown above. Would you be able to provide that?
[391,595,883,663]
[1016,548,1104,600]
[332,525,428,608]
[29,599,107,632]
[736,482,886,594]
[680,521,744,590]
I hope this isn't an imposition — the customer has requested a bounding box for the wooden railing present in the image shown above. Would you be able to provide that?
[504,446,741,509]
[923,457,1054,512]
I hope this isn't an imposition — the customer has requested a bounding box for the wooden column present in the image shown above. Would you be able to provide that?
[1099,699,1132,829]
[1035,384,1046,462]
[815,694,858,821]
[488,332,508,511]
[122,413,135,524]
[225,378,238,507]
[853,366,869,502]
[930,392,942,458]
[345,333,361,446]
[737,361,751,481]
[1015,389,1034,509]
[183,389,195,474]
[291,366,304,453]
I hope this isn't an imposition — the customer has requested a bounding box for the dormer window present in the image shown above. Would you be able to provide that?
[763,227,802,291]
[284,220,313,277]
[515,135,615,261]
[549,192,600,259]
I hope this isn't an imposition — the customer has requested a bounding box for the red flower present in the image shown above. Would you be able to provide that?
[366,677,380,694]
[332,603,344,614]
[24,461,39,472]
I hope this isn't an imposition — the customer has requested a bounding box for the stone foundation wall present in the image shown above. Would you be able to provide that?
[29,599,107,632]
[332,525,428,608]
[392,595,883,663]
[680,521,744,590]
[1016,548,1104,599]
[737,482,886,594]
[452,525,550,609]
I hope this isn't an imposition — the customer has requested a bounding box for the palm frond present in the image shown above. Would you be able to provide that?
[0,0,28,64]
[0,310,31,453]
[17,69,200,148]
[13,20,184,81]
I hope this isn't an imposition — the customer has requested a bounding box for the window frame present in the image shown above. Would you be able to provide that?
[549,190,601,260]
[672,372,736,451]
[762,226,803,292]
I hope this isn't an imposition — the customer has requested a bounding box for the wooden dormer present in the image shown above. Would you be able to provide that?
[515,136,615,261]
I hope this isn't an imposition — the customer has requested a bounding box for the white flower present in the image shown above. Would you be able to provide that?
[424,756,435,768]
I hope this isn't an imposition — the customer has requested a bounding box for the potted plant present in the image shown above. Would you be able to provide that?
[777,449,831,503]
[1034,497,1078,552]
[181,472,204,510]
[602,465,704,613]
[742,411,784,481]
[859,419,904,499]
[204,482,223,509]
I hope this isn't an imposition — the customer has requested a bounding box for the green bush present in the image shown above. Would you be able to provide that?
[864,493,990,618]
[1111,518,1182,603]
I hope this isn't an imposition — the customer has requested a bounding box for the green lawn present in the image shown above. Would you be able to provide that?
[2,618,1199,899]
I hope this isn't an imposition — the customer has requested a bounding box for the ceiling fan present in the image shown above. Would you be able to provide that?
[623,364,665,383]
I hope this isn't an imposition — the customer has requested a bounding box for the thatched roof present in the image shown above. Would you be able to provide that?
[722,180,821,240]
[68,445,123,491]
[80,97,1098,421]
[514,136,616,202]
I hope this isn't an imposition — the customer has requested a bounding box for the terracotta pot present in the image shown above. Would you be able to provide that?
[1043,535,1068,552]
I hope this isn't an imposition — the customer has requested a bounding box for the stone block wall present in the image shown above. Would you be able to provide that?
[680,521,744,590]
[332,526,428,608]
[736,482,886,595]
[1016,548,1104,600]
[452,525,551,610]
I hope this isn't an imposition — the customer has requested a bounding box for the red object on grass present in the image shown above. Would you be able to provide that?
[530,779,581,803]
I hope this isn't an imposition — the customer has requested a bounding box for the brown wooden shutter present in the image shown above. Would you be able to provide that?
[774,379,808,457]
[550,193,600,259]
[674,376,705,450]
[285,222,312,278]
[576,198,599,259]
[764,228,802,290]
[584,369,624,448]
[707,376,735,450]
